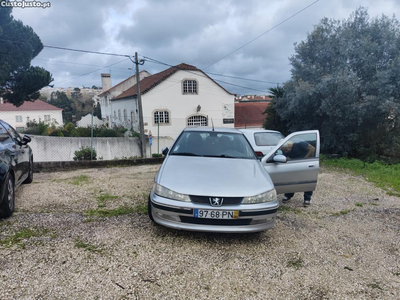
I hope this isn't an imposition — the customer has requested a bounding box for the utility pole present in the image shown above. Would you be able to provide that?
[133,52,146,158]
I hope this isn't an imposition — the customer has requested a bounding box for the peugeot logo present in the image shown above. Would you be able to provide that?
[209,197,224,207]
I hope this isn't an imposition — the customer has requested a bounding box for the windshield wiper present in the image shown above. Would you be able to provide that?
[203,154,236,158]
[171,152,198,156]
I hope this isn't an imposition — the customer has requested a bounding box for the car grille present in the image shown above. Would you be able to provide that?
[190,196,243,206]
[180,216,252,226]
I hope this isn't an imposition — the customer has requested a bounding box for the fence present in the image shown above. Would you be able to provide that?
[29,135,175,162]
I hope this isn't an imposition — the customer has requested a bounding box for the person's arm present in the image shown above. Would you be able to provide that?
[304,144,315,158]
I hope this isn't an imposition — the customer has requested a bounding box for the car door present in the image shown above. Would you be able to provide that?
[261,130,320,194]
[0,122,26,185]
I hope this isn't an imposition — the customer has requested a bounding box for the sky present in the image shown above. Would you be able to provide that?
[10,0,400,95]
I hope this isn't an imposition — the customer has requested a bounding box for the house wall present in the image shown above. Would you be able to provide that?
[77,114,105,127]
[29,135,175,162]
[0,110,63,131]
[108,98,139,130]
[142,70,235,139]
[100,71,151,127]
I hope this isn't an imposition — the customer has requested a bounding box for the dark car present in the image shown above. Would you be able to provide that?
[0,120,33,218]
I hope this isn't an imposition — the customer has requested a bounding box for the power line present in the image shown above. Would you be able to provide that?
[0,39,133,58]
[143,56,271,94]
[43,45,131,58]
[203,0,320,69]
[35,58,131,70]
[52,58,129,85]
[205,72,281,85]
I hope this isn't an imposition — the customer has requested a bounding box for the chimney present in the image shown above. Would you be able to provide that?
[101,73,111,91]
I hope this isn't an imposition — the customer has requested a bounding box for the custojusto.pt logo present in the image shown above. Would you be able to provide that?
[1,0,51,9]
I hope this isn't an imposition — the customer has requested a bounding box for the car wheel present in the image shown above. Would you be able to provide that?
[23,156,33,184]
[0,174,15,218]
[148,195,155,222]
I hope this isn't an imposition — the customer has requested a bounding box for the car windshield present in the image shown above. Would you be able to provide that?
[254,132,284,146]
[170,131,256,159]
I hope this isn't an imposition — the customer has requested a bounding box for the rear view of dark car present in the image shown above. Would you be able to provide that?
[0,120,33,218]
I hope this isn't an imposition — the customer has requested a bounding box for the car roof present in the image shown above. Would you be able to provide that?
[183,127,243,134]
[238,128,282,134]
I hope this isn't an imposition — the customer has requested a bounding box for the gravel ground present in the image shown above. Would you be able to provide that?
[0,164,399,299]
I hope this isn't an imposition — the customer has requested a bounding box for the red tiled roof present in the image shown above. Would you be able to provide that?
[113,63,233,100]
[235,95,272,102]
[0,100,62,112]
[234,102,269,128]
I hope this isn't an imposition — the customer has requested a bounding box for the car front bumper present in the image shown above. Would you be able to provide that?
[150,191,279,233]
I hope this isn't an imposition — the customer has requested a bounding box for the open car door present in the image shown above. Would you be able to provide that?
[261,130,320,195]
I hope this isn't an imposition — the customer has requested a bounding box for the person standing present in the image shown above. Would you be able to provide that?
[280,140,315,207]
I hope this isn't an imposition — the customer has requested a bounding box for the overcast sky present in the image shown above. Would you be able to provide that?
[11,0,400,95]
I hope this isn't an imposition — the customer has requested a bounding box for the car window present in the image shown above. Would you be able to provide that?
[254,132,284,146]
[1,122,22,143]
[279,133,317,160]
[171,131,256,159]
[0,123,13,144]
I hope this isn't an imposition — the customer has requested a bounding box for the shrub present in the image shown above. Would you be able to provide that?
[152,153,162,157]
[73,146,97,161]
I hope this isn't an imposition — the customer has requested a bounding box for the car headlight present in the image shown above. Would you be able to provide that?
[153,183,191,202]
[242,189,277,204]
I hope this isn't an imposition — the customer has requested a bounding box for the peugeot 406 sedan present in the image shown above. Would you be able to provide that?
[148,128,320,233]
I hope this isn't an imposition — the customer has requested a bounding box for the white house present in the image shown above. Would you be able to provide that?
[0,99,63,131]
[99,71,151,128]
[103,63,235,146]
[76,113,104,128]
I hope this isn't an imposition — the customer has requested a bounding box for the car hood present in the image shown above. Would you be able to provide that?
[158,156,274,197]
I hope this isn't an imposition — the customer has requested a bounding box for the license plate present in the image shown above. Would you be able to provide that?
[194,209,238,219]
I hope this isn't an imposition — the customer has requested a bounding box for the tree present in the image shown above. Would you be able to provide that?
[263,86,289,135]
[49,91,74,123]
[0,7,52,106]
[277,8,400,161]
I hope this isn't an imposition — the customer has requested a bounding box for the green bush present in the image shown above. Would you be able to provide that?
[24,121,49,135]
[152,153,163,157]
[73,146,97,161]
[97,128,119,137]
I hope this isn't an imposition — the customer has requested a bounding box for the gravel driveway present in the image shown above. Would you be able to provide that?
[0,164,399,299]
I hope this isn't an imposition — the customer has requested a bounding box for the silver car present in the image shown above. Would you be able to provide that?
[148,128,320,233]
[239,129,284,157]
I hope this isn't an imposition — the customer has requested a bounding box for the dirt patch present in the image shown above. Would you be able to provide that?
[0,165,399,299]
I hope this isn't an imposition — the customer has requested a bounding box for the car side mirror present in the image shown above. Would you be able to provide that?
[162,147,169,156]
[273,154,287,163]
[22,135,31,145]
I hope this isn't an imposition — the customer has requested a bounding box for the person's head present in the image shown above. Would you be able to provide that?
[281,141,293,153]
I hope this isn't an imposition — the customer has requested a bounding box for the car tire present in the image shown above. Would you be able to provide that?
[0,173,15,218]
[23,156,33,184]
[148,195,155,222]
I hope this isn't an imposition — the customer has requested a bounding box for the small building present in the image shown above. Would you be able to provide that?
[0,99,63,131]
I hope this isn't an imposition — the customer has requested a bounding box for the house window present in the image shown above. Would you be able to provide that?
[123,109,127,122]
[154,111,170,124]
[44,115,51,122]
[188,115,207,127]
[26,117,30,123]
[131,112,135,126]
[16,116,23,122]
[182,79,198,94]
[118,110,121,121]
